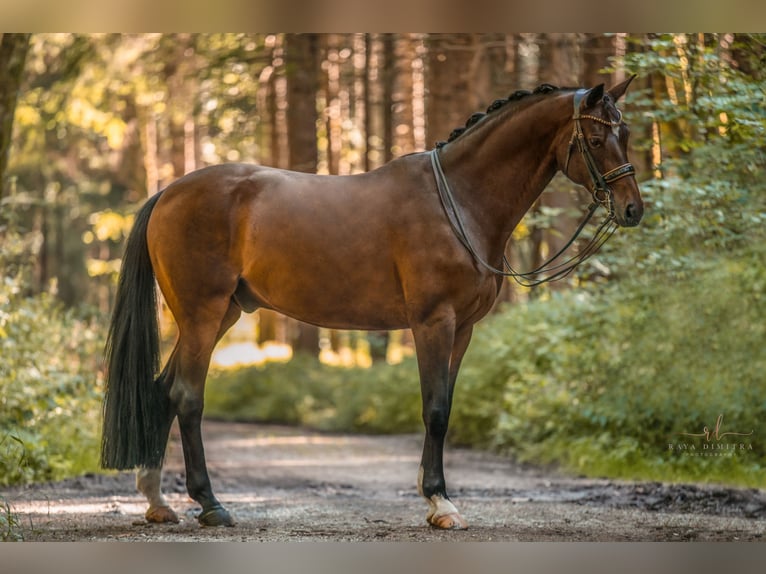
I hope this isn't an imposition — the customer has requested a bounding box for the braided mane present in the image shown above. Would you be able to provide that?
[435,83,562,149]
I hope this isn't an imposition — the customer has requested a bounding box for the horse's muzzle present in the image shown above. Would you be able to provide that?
[621,201,643,227]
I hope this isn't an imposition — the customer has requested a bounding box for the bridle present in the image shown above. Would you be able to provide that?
[430,88,635,287]
[564,89,636,220]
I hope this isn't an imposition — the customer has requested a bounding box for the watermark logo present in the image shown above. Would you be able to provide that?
[668,414,754,458]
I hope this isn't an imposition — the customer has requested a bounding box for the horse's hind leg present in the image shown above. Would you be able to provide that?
[136,301,241,526]
[136,355,180,524]
[137,467,179,523]
[171,299,242,526]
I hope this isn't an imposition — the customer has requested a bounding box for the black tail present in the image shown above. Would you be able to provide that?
[101,192,169,470]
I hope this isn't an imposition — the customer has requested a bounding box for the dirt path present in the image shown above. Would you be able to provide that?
[5,421,766,541]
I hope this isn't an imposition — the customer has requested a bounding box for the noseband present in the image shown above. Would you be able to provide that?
[564,89,635,219]
[430,88,634,287]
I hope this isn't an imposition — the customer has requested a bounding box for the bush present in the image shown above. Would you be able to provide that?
[205,354,422,435]
[450,243,766,487]
[0,279,104,486]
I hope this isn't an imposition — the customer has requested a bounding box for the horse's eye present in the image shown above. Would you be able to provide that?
[588,137,602,148]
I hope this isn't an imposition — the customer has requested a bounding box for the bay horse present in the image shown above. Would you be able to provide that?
[101,77,643,529]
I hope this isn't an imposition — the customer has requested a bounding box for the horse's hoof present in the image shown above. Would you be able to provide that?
[198,505,235,527]
[145,505,180,524]
[424,494,468,530]
[429,512,468,530]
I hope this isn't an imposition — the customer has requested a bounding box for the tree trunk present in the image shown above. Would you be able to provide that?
[382,34,395,164]
[255,35,289,348]
[494,34,524,306]
[285,33,321,356]
[732,33,763,79]
[426,34,484,149]
[623,34,654,180]
[270,34,289,170]
[363,33,397,362]
[391,34,417,157]
[582,34,615,87]
[533,34,582,292]
[286,34,320,173]
[0,33,31,198]
[321,34,341,176]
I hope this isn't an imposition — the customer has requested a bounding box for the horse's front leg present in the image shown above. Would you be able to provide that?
[413,315,471,530]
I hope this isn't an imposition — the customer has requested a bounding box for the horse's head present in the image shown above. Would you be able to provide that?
[557,75,644,227]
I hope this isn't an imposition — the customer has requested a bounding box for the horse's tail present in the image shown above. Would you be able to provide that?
[101,192,169,470]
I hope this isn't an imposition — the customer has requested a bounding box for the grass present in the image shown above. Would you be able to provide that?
[0,496,23,542]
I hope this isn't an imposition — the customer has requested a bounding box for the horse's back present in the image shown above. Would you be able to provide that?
[157,160,421,220]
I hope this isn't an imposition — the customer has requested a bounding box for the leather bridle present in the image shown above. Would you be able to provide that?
[564,89,636,220]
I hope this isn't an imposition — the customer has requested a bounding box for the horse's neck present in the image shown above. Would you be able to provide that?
[438,103,566,261]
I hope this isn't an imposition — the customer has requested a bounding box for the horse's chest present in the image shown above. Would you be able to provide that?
[457,274,501,324]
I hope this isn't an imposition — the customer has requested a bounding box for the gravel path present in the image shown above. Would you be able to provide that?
[5,421,765,541]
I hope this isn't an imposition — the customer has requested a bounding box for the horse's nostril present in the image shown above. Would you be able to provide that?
[624,202,642,226]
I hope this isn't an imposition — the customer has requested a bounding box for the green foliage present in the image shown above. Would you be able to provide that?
[597,33,766,284]
[205,355,422,435]
[450,242,766,487]
[7,34,280,308]
[0,235,104,486]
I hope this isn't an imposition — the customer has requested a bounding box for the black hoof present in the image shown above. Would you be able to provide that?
[198,505,235,527]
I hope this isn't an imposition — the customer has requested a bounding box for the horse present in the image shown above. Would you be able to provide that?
[101,76,643,530]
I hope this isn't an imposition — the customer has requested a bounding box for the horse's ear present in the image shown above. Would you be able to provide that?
[607,74,637,102]
[584,84,605,109]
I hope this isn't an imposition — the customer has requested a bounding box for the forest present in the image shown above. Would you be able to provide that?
[1,33,765,493]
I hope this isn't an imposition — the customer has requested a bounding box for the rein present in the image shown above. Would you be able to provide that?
[430,89,633,287]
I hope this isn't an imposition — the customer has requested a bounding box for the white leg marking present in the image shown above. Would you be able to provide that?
[417,465,467,528]
[136,468,168,508]
[137,468,179,523]
[426,495,461,523]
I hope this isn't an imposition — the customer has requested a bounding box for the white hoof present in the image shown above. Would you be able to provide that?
[425,495,468,530]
